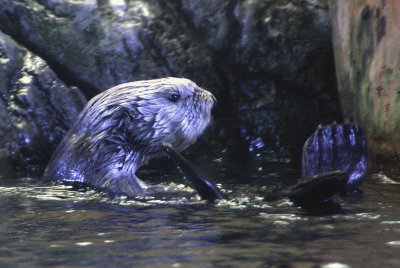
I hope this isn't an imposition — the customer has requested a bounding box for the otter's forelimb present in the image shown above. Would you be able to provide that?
[162,142,225,202]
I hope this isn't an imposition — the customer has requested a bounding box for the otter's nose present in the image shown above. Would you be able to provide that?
[209,92,217,106]
[198,88,217,107]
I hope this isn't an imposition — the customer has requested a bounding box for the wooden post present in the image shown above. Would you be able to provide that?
[329,0,400,159]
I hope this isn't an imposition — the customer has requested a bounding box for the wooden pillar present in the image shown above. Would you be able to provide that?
[329,0,400,159]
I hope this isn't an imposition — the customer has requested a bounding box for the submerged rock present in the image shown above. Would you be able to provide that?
[286,170,348,206]
[0,32,86,176]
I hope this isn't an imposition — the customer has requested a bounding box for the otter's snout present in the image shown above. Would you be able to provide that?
[196,88,217,109]
[207,91,217,107]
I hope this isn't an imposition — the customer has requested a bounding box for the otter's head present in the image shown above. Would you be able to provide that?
[87,77,216,164]
[130,77,216,152]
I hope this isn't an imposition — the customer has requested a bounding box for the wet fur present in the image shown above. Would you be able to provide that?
[44,77,216,196]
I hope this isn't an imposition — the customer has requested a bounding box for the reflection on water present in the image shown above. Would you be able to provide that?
[1,163,400,267]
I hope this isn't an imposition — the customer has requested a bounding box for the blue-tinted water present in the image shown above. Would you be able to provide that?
[1,160,400,267]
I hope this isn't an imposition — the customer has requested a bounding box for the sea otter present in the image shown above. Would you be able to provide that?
[44,77,216,197]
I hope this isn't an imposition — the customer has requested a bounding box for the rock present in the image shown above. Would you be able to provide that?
[0,0,341,170]
[286,170,348,206]
[0,0,222,96]
[329,0,400,161]
[0,31,86,176]
[172,0,343,158]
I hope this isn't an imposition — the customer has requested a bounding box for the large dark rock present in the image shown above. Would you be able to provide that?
[0,0,222,96]
[230,0,342,157]
[0,31,86,176]
[165,0,343,157]
[0,0,341,174]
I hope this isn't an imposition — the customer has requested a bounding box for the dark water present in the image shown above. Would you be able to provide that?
[1,160,400,267]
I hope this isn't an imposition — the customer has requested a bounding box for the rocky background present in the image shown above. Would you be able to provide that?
[0,0,343,177]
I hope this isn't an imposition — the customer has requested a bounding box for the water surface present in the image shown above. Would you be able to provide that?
[1,160,400,267]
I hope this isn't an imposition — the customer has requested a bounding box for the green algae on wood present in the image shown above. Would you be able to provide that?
[329,0,400,160]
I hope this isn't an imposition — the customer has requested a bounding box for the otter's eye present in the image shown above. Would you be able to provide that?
[168,93,181,103]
